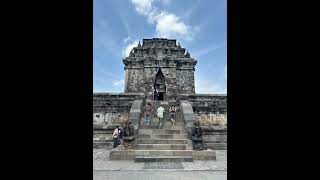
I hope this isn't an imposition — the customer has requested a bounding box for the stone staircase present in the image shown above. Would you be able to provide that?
[134,114,193,162]
[109,100,216,162]
[134,112,194,162]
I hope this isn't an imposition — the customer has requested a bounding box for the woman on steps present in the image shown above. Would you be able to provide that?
[169,105,176,126]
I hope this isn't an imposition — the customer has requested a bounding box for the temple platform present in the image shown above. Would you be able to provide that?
[109,115,216,162]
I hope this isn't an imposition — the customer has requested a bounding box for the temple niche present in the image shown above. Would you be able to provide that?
[123,38,197,101]
[154,69,166,100]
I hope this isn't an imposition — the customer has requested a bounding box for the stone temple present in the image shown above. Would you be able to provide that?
[93,38,227,162]
[123,38,196,100]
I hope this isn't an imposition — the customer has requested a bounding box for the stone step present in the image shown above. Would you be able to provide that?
[110,149,216,161]
[110,150,194,160]
[134,156,193,162]
[138,134,188,139]
[161,121,184,126]
[162,126,186,130]
[203,136,227,142]
[138,129,187,135]
[135,144,188,150]
[206,143,227,150]
[93,142,113,149]
[139,125,185,130]
[132,150,193,156]
[136,138,190,144]
[141,117,184,123]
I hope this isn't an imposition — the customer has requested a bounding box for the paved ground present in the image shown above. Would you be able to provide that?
[93,149,227,180]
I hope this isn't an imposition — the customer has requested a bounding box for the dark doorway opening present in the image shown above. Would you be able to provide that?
[158,92,164,101]
[154,69,166,101]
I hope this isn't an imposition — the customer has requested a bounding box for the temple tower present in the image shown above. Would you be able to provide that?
[123,38,197,101]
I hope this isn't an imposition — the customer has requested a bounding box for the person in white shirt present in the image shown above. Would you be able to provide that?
[112,126,120,148]
[157,106,165,129]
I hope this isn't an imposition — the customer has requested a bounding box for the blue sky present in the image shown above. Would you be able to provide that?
[94,0,227,94]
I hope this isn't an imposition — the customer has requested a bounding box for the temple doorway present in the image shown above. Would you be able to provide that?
[154,69,166,101]
[158,92,164,101]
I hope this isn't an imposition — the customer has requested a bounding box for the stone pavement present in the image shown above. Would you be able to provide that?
[93,149,227,180]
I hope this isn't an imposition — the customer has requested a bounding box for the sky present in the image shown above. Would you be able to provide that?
[93,0,227,94]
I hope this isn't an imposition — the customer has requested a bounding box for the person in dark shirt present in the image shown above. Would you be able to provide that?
[144,103,153,126]
[169,105,176,126]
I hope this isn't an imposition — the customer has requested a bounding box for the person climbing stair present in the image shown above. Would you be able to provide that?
[156,105,165,129]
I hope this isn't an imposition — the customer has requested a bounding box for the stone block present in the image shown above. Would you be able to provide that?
[138,134,150,138]
[141,150,152,156]
[192,150,216,160]
[135,156,193,163]
[172,150,192,156]
[171,144,187,150]
[159,150,173,156]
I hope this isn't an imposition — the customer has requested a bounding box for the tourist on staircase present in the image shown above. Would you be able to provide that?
[169,105,176,126]
[118,125,124,146]
[157,105,165,129]
[112,125,120,148]
[144,103,153,127]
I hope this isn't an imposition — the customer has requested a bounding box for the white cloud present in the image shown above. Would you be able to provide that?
[131,0,154,15]
[113,79,125,92]
[113,79,125,86]
[122,40,139,58]
[131,0,195,41]
[153,11,188,38]
[123,36,131,44]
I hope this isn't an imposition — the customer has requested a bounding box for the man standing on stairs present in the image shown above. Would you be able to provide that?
[144,103,153,127]
[157,105,165,129]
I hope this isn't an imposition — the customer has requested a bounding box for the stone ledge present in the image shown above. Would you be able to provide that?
[179,94,227,97]
[135,156,193,162]
[109,149,217,161]
[93,93,145,96]
[192,150,216,160]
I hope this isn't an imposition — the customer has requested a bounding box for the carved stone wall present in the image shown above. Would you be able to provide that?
[195,113,227,126]
[177,94,227,126]
[123,38,197,99]
[93,93,145,127]
[176,69,195,94]
[124,68,144,93]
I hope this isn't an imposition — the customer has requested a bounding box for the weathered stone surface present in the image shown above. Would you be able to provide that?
[176,94,227,126]
[135,156,193,163]
[135,144,187,150]
[128,99,144,130]
[192,150,216,160]
[93,142,113,149]
[206,143,227,150]
[136,139,189,144]
[180,100,195,128]
[123,38,197,100]
[93,93,145,127]
[143,162,184,169]
[138,134,187,139]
